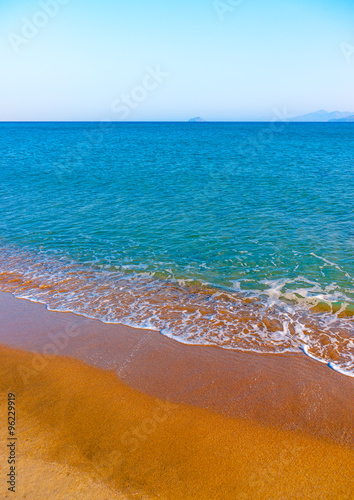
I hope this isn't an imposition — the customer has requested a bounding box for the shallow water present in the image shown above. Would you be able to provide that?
[0,122,353,375]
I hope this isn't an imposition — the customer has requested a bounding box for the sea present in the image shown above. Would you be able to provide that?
[0,122,353,376]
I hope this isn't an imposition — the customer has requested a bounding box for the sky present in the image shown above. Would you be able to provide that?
[1,0,354,121]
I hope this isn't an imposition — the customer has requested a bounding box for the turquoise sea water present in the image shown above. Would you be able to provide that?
[0,122,353,375]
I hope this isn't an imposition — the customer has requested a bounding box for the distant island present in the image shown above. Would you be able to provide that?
[328,115,354,123]
[186,112,354,123]
[185,112,354,123]
[188,117,206,122]
[291,110,354,122]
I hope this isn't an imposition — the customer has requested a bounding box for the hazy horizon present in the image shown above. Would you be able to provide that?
[2,110,354,123]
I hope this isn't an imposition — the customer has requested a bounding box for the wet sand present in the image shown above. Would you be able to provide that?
[0,291,353,498]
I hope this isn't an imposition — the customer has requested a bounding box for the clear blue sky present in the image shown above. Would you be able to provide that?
[1,0,354,121]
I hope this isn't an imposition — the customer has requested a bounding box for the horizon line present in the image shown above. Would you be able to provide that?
[1,120,353,124]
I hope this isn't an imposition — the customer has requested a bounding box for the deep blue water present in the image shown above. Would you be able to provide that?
[0,122,353,374]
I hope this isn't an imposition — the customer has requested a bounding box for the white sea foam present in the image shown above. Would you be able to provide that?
[0,246,353,378]
[301,345,354,378]
[328,362,354,378]
[300,345,328,364]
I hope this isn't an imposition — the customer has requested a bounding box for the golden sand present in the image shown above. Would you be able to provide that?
[0,344,353,499]
[1,291,353,448]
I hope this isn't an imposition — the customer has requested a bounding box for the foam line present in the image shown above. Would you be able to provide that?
[301,345,354,378]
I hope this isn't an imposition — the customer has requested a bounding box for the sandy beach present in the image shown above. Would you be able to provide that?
[2,0,354,496]
[0,291,353,499]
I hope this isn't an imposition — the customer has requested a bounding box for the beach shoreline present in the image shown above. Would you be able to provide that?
[0,290,354,498]
[0,291,353,444]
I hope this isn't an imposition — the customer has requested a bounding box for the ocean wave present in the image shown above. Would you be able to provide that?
[0,245,353,377]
